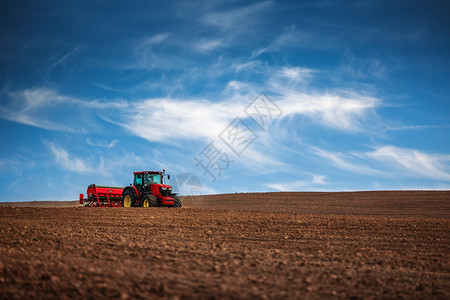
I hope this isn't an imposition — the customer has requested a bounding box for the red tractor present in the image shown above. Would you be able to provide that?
[79,170,181,207]
[122,170,181,207]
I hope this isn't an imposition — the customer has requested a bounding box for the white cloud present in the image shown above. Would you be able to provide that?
[280,67,315,82]
[312,174,326,184]
[93,82,127,94]
[311,145,450,182]
[334,51,387,81]
[226,80,245,90]
[46,47,82,72]
[193,38,226,52]
[237,146,288,174]
[194,1,273,56]
[49,143,95,174]
[277,90,379,131]
[311,146,385,176]
[0,154,35,190]
[110,88,379,144]
[132,33,176,69]
[232,60,264,72]
[0,88,77,131]
[0,88,127,132]
[267,174,327,191]
[0,82,383,184]
[116,97,245,143]
[86,138,118,148]
[202,1,272,31]
[384,124,450,131]
[365,146,450,181]
[252,25,314,57]
[47,142,145,178]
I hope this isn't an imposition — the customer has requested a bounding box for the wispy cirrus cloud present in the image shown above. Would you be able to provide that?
[384,124,450,131]
[276,90,379,131]
[279,67,316,83]
[311,144,450,182]
[202,0,273,31]
[46,46,83,72]
[48,142,96,174]
[46,142,144,178]
[86,138,118,149]
[0,154,35,187]
[112,97,244,143]
[0,88,127,132]
[267,174,326,191]
[131,33,175,70]
[109,87,380,144]
[193,38,226,52]
[311,146,386,176]
[333,50,388,81]
[365,146,450,181]
[0,88,77,131]
[1,83,379,143]
[252,25,316,58]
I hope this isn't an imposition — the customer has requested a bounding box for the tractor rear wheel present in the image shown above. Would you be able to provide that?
[122,190,134,207]
[142,194,158,207]
[173,195,182,208]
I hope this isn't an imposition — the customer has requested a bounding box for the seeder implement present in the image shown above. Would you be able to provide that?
[78,170,182,207]
[79,184,124,207]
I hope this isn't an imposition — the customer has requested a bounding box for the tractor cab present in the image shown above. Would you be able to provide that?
[123,170,179,207]
[133,171,169,194]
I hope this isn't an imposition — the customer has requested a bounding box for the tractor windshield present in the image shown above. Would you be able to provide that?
[144,173,162,185]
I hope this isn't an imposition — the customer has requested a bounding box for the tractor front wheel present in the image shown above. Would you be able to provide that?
[173,195,182,208]
[142,194,158,207]
[122,190,134,207]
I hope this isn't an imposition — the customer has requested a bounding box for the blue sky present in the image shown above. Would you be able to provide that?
[0,0,449,201]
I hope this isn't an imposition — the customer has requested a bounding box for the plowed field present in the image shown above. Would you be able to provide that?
[0,191,449,299]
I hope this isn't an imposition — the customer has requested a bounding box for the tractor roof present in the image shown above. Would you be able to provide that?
[133,171,164,175]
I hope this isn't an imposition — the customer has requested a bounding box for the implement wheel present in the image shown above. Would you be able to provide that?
[122,190,134,207]
[142,194,158,207]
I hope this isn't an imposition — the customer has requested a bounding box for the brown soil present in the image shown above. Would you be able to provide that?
[0,200,81,208]
[184,191,450,217]
[0,191,449,299]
